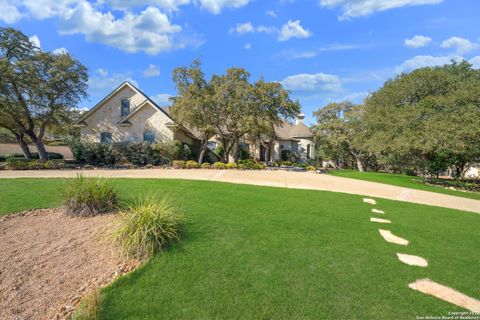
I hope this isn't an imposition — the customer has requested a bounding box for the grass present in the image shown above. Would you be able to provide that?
[0,178,479,319]
[329,169,480,200]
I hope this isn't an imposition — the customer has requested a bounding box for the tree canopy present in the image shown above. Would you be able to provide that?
[314,60,480,178]
[0,27,88,161]
[171,60,299,163]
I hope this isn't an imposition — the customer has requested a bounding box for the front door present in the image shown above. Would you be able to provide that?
[260,145,266,162]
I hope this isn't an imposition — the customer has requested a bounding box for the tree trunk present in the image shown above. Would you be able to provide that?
[352,153,364,172]
[233,139,240,163]
[221,138,229,163]
[32,137,48,162]
[198,138,209,164]
[13,132,32,160]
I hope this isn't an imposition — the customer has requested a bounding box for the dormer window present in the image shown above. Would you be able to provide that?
[121,99,130,117]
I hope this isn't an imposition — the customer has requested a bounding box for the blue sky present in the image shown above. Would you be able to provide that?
[1,0,480,124]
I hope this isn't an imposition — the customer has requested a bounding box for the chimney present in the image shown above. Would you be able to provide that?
[295,113,305,125]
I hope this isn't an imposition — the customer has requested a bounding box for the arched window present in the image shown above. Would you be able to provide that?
[100,132,112,144]
[143,131,155,143]
[307,144,311,159]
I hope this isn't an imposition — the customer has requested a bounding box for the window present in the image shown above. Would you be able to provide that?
[121,99,130,117]
[143,131,155,143]
[307,144,311,159]
[100,132,112,144]
[207,141,217,150]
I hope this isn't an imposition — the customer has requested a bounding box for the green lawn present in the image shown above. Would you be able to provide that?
[1,178,479,319]
[329,169,480,200]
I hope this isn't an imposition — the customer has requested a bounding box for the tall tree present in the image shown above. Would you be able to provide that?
[313,101,367,172]
[0,27,88,161]
[249,79,300,162]
[171,59,216,164]
[363,60,480,178]
[211,67,253,163]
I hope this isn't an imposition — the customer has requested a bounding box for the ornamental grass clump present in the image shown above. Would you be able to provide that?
[112,196,184,260]
[64,174,118,216]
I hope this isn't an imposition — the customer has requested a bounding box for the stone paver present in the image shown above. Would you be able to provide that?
[409,279,480,313]
[397,253,428,267]
[370,217,391,224]
[379,229,409,245]
[1,169,479,213]
[372,209,385,214]
[363,198,377,205]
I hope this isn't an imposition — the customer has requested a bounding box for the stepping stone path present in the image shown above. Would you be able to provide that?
[362,198,480,312]
[370,217,391,224]
[363,198,377,205]
[409,279,480,313]
[396,253,428,267]
[378,229,409,246]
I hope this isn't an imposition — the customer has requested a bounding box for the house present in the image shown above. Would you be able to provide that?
[75,81,314,163]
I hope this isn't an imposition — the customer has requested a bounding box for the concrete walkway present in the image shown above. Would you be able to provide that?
[1,169,479,214]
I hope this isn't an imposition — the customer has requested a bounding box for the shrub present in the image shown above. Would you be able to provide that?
[213,162,226,169]
[238,159,258,169]
[225,163,237,169]
[6,159,29,170]
[6,152,64,160]
[306,166,316,171]
[71,140,195,165]
[185,160,200,169]
[28,160,45,170]
[71,288,102,320]
[172,160,186,169]
[44,160,65,169]
[64,175,117,216]
[0,155,5,162]
[201,162,212,169]
[112,196,183,260]
[281,150,292,161]
[254,163,266,170]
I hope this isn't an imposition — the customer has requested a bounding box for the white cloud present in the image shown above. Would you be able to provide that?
[199,0,251,14]
[470,56,480,69]
[229,22,254,34]
[52,47,68,54]
[28,35,41,48]
[152,93,173,105]
[97,68,108,77]
[405,35,432,48]
[441,36,479,54]
[0,0,23,23]
[280,44,362,60]
[106,0,190,11]
[266,10,277,17]
[281,72,341,92]
[229,22,277,35]
[142,64,160,77]
[88,69,138,97]
[0,1,194,55]
[244,42,251,49]
[319,0,443,20]
[59,3,182,55]
[278,20,311,41]
[395,55,462,73]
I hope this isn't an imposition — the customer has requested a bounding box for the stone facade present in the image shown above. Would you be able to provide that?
[77,81,315,163]
[76,82,189,145]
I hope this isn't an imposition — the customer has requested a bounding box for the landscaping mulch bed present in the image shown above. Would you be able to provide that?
[0,208,138,320]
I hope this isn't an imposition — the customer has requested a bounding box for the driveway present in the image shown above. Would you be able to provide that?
[1,169,479,214]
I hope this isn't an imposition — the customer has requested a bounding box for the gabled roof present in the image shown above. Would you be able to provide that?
[274,121,313,140]
[75,81,173,124]
[289,121,313,138]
